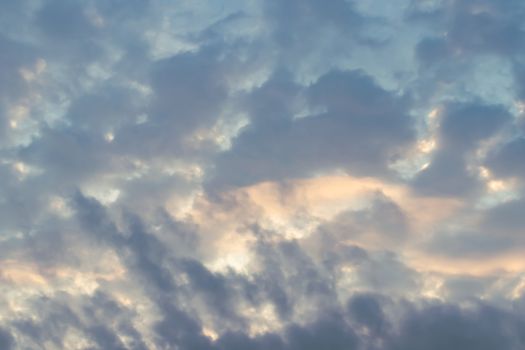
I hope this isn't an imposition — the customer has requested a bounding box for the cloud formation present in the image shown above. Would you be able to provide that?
[0,0,525,349]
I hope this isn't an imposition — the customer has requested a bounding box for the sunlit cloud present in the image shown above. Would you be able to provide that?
[0,0,525,348]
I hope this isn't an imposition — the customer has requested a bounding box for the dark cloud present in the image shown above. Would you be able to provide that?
[65,85,145,134]
[180,258,242,323]
[412,151,479,196]
[484,198,525,233]
[424,229,517,258]
[423,196,525,259]
[388,301,524,350]
[486,137,525,181]
[0,188,522,349]
[20,126,114,187]
[320,191,409,244]
[440,274,497,301]
[0,328,14,350]
[512,64,525,102]
[211,69,415,189]
[72,192,179,293]
[113,44,247,160]
[438,103,510,148]
[148,48,227,135]
[412,102,510,196]
[263,0,362,67]
[36,0,98,41]
[9,291,149,350]
[413,0,525,63]
[1,0,525,348]
[347,293,389,336]
[0,34,36,101]
[286,312,359,350]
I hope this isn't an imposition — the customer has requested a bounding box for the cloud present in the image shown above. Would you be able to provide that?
[412,0,525,60]
[387,301,523,350]
[486,137,525,181]
[0,0,525,348]
[412,102,510,196]
[210,69,415,189]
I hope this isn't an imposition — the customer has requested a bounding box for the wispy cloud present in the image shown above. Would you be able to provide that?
[0,0,525,348]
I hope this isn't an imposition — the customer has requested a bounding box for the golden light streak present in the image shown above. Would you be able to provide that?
[0,256,126,292]
[186,174,463,275]
[0,262,47,286]
[407,251,525,277]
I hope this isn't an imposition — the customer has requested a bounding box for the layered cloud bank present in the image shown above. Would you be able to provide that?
[1,0,525,349]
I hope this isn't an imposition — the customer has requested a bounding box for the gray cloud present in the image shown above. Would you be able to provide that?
[412,102,510,196]
[486,137,525,181]
[211,69,415,189]
[413,0,525,60]
[320,191,410,245]
[1,0,525,348]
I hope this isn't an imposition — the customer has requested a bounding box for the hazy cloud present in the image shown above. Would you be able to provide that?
[0,0,524,348]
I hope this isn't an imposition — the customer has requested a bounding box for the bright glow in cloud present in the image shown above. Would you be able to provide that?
[0,0,525,348]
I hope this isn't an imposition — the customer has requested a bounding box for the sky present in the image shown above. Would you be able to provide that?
[1,0,525,349]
